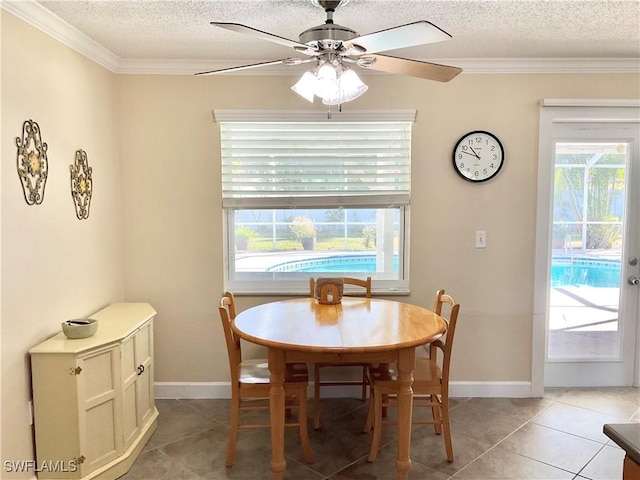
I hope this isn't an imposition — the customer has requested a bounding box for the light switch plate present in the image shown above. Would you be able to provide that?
[475,230,487,248]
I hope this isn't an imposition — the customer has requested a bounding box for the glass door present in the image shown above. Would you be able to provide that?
[544,121,639,387]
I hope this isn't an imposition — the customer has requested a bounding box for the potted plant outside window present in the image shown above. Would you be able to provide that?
[289,216,317,250]
[235,226,256,251]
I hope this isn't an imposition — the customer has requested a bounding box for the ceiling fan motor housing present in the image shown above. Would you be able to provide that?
[299,23,359,49]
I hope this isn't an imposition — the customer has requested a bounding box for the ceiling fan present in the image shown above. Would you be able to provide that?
[196,0,462,105]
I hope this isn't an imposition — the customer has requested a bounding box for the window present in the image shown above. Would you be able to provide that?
[216,110,415,295]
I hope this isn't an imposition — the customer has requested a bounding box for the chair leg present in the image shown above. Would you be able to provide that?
[226,392,240,467]
[313,364,321,429]
[441,395,454,462]
[364,387,374,433]
[431,394,443,435]
[368,387,383,462]
[361,367,367,401]
[297,388,315,464]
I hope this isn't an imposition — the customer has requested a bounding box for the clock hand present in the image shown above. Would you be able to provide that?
[461,150,478,158]
[469,146,481,159]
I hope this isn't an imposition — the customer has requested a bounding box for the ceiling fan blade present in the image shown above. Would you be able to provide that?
[195,59,295,76]
[211,22,310,50]
[358,54,462,82]
[345,21,452,54]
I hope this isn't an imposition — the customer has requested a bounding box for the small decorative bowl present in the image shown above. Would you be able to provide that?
[61,318,98,339]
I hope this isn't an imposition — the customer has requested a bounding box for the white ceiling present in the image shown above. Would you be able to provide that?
[6,0,640,74]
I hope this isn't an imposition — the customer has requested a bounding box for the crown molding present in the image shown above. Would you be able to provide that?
[2,0,120,72]
[454,57,640,74]
[3,0,640,76]
[121,58,640,76]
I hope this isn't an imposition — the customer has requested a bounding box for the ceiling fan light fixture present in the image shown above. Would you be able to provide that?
[314,62,340,97]
[317,62,338,80]
[338,68,368,100]
[291,58,368,105]
[291,71,317,102]
[321,67,367,105]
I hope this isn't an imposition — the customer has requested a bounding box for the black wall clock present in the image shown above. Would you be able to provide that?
[452,130,504,182]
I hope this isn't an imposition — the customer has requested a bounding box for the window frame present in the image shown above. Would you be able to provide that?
[215,109,416,296]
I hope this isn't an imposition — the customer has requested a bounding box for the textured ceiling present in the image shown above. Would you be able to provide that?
[21,0,640,72]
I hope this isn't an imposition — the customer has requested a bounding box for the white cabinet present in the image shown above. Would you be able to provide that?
[30,303,158,480]
[121,320,154,449]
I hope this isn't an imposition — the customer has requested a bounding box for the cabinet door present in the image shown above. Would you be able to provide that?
[121,320,155,449]
[77,344,122,475]
[121,333,140,448]
[135,320,154,426]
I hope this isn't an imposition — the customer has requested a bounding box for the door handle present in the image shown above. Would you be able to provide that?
[628,276,640,286]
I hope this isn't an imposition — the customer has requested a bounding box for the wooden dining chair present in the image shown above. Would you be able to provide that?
[218,292,314,466]
[310,276,372,429]
[364,289,460,462]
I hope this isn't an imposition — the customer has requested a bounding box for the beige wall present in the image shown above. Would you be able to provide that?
[2,9,640,477]
[117,72,639,387]
[1,12,123,477]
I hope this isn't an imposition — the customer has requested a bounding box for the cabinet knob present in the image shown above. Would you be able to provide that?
[137,365,145,376]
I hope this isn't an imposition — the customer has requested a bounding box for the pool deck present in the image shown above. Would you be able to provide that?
[549,248,622,332]
[550,285,619,331]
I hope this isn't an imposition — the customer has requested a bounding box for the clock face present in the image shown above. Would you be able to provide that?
[452,131,504,182]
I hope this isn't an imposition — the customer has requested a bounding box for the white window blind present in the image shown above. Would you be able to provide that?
[220,121,412,209]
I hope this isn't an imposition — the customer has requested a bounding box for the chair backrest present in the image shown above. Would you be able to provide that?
[309,276,372,298]
[219,292,241,382]
[431,289,460,384]
[222,290,237,319]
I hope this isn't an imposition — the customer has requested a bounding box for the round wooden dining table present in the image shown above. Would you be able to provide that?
[232,296,447,480]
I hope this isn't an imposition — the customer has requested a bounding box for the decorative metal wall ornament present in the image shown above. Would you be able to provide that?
[70,149,93,220]
[15,119,49,205]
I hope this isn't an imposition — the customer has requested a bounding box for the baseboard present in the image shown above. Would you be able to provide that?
[155,381,535,399]
[449,381,534,398]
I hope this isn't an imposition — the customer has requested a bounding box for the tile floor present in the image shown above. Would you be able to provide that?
[121,388,639,480]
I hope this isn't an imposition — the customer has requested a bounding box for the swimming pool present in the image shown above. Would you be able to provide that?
[267,254,398,273]
[267,254,621,287]
[551,258,621,288]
